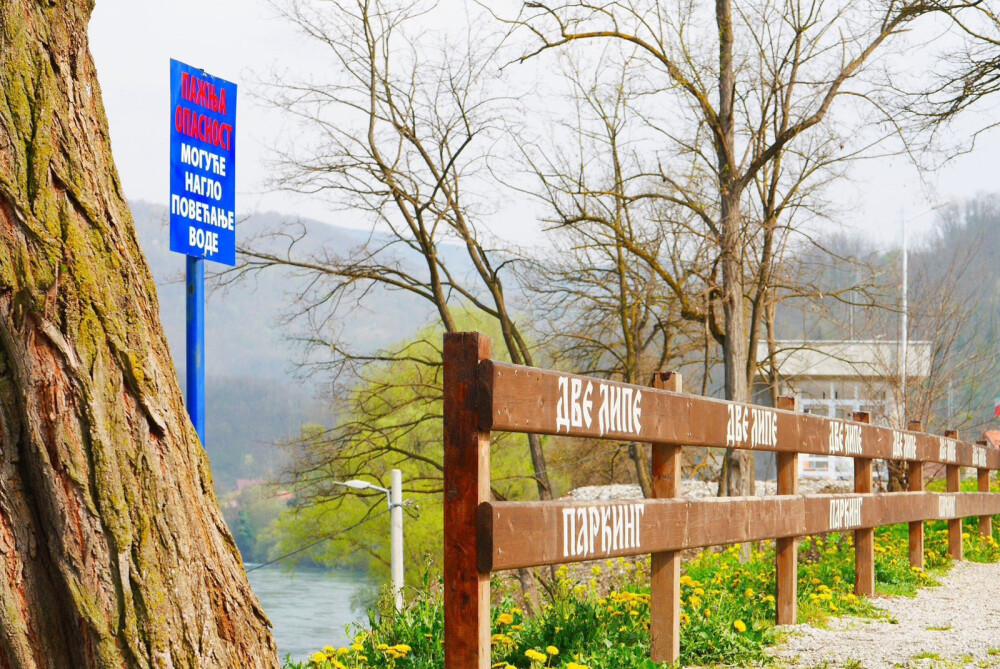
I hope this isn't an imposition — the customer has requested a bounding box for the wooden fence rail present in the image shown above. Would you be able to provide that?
[442,332,998,668]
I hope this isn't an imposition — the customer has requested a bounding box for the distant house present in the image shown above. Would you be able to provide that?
[754,340,932,480]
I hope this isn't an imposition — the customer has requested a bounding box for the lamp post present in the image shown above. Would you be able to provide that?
[336,469,404,611]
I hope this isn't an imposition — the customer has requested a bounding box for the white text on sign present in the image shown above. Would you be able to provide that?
[555,376,642,437]
[938,496,957,518]
[561,504,646,558]
[180,142,227,176]
[829,497,863,530]
[973,446,987,468]
[828,421,863,455]
[726,405,777,448]
[892,431,917,460]
[938,437,957,463]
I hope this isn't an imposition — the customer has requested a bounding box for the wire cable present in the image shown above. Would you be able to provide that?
[245,506,390,573]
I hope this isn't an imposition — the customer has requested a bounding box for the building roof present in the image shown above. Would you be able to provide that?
[756,340,932,380]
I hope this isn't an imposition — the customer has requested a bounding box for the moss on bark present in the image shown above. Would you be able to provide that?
[0,1,278,666]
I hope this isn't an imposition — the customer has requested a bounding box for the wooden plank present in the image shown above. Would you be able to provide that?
[946,430,963,561]
[775,396,797,626]
[908,460,925,569]
[854,412,874,597]
[978,440,992,538]
[481,361,1000,470]
[979,466,992,538]
[906,420,924,570]
[443,333,491,669]
[479,492,1000,572]
[649,372,681,665]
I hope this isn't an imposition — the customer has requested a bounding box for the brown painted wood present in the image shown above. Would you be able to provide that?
[775,396,798,626]
[480,491,1000,571]
[853,412,874,597]
[905,420,924,569]
[979,467,992,537]
[945,430,963,561]
[481,361,1000,469]
[449,340,1000,668]
[650,372,681,664]
[908,460,925,569]
[443,333,491,669]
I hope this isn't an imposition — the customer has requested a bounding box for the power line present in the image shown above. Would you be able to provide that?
[245,506,390,573]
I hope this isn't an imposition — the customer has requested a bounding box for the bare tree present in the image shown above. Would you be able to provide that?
[522,55,705,496]
[908,4,1000,127]
[235,0,558,500]
[491,0,954,494]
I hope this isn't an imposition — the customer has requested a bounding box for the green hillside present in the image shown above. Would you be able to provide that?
[131,200,435,490]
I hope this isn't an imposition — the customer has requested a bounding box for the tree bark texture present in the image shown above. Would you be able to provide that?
[716,0,753,499]
[0,1,278,666]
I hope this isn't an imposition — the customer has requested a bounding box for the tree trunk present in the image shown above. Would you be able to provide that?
[0,1,278,665]
[720,241,755,498]
[629,443,654,498]
[715,0,753,499]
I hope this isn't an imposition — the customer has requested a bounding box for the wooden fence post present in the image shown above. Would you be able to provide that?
[978,440,992,538]
[853,411,874,597]
[650,371,682,664]
[945,429,963,561]
[443,333,491,669]
[775,396,798,626]
[907,420,924,569]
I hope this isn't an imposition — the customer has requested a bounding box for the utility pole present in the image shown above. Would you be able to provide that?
[900,210,908,427]
[390,469,404,612]
[335,470,405,611]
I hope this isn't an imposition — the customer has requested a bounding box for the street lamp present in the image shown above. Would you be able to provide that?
[334,469,404,611]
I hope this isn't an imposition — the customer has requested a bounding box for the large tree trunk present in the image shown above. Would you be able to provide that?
[0,1,278,666]
[715,0,753,499]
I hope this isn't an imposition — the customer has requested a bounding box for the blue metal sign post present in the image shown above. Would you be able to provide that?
[169,59,237,445]
[186,256,206,442]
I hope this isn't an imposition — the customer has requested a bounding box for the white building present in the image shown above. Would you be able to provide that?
[755,340,931,480]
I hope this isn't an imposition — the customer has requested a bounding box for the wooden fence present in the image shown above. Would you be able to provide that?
[442,332,1000,667]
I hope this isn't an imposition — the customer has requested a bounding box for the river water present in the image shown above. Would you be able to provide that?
[247,564,374,662]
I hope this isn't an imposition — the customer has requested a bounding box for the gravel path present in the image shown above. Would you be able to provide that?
[771,561,1000,668]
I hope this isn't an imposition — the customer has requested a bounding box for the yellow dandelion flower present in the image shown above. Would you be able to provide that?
[546,646,559,656]
[497,613,514,625]
[525,649,547,662]
[734,619,747,633]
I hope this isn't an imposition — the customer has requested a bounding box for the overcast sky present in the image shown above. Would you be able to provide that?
[88,0,1000,250]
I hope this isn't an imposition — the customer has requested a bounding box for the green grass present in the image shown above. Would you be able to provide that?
[291,513,1000,669]
[913,651,943,660]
